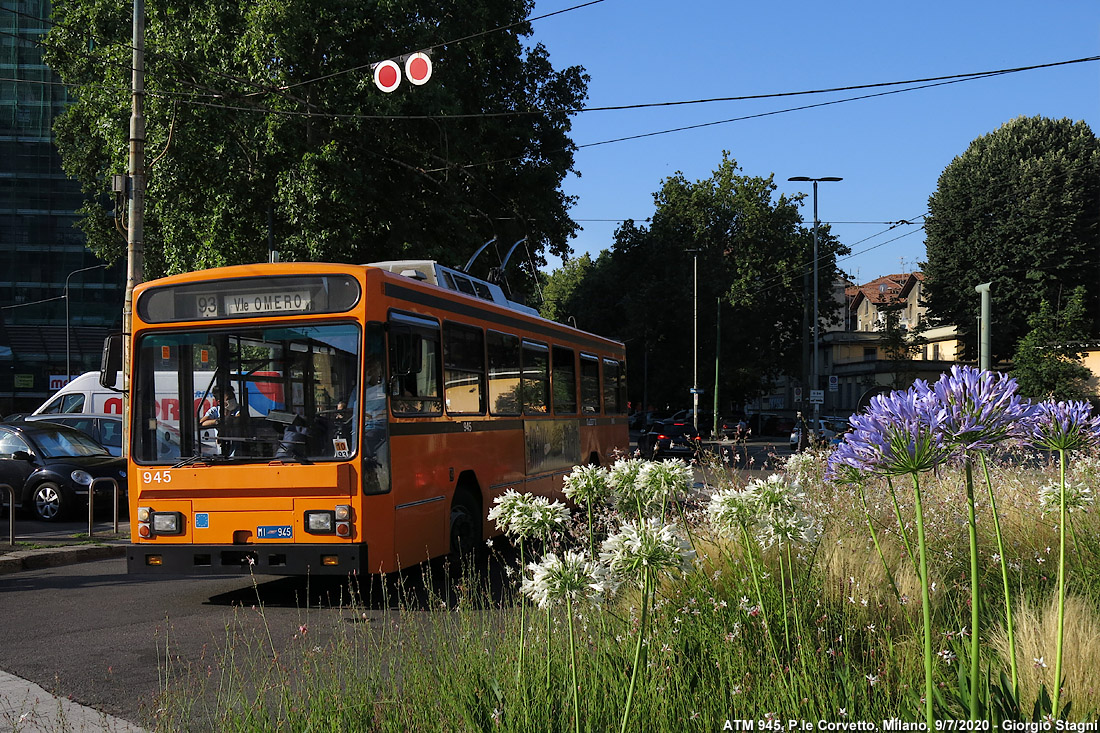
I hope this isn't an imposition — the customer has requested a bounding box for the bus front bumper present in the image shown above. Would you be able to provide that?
[126,543,366,576]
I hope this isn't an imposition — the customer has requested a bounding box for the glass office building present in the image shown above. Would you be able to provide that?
[0,0,122,414]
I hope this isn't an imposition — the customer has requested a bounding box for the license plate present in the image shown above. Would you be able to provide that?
[257,525,293,539]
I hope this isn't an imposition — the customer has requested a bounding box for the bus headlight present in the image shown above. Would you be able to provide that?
[71,470,93,486]
[151,511,184,535]
[304,510,335,534]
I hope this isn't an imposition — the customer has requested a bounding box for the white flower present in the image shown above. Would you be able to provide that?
[520,551,604,610]
[562,464,612,508]
[1038,481,1094,513]
[635,459,693,506]
[487,490,570,540]
[600,517,695,588]
[707,484,761,536]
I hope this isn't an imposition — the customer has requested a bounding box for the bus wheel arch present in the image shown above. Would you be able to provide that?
[449,473,482,558]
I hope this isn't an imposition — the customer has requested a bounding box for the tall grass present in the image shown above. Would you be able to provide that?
[150,445,1100,731]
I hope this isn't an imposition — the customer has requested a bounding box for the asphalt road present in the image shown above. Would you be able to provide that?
[0,557,476,729]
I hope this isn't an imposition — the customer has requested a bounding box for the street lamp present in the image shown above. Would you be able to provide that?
[66,264,109,385]
[788,176,842,442]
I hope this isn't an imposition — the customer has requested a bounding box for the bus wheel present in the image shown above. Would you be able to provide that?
[449,493,480,561]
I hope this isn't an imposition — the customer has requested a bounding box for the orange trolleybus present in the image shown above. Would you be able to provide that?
[118,260,628,575]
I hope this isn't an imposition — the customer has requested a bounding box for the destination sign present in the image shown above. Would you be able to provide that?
[195,290,314,318]
[139,274,361,323]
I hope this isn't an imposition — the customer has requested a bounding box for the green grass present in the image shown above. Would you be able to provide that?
[150,450,1100,731]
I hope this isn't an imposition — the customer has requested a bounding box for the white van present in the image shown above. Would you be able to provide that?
[32,369,283,433]
[32,372,124,416]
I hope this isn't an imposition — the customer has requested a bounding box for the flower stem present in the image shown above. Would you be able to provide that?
[517,539,526,685]
[620,568,650,733]
[910,471,935,729]
[886,476,918,575]
[567,596,580,733]
[1052,448,1068,719]
[964,458,980,720]
[858,484,904,603]
[980,452,1017,693]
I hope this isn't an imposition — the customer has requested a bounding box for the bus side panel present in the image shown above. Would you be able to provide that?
[388,423,525,570]
[387,430,450,569]
[580,420,630,466]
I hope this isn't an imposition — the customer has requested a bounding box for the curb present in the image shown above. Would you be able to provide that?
[0,543,126,575]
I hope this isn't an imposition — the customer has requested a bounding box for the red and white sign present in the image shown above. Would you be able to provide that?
[373,60,402,93]
[404,52,432,85]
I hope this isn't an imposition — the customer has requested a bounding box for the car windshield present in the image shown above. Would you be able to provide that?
[31,428,111,458]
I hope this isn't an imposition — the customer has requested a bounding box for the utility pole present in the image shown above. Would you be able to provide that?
[122,0,145,457]
[712,297,720,439]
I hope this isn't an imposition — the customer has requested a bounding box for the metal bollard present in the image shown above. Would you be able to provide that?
[88,477,120,538]
[1,484,13,545]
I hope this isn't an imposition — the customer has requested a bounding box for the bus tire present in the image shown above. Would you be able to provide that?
[449,491,480,561]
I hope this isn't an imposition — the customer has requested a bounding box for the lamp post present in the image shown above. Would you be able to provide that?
[66,264,109,385]
[788,176,842,442]
[686,249,700,431]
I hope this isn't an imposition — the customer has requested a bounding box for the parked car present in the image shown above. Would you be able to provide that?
[637,420,701,460]
[23,413,124,456]
[0,422,128,521]
[789,418,840,448]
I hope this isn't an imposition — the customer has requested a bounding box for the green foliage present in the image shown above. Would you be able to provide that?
[44,0,588,289]
[540,153,849,409]
[923,116,1100,361]
[1011,286,1093,401]
[876,304,927,388]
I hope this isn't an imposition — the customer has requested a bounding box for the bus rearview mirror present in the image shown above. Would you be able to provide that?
[100,333,123,389]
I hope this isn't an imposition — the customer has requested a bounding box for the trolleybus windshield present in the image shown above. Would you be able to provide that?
[132,322,362,464]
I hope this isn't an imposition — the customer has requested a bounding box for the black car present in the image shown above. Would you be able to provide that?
[637,420,701,460]
[0,422,127,522]
[23,413,124,456]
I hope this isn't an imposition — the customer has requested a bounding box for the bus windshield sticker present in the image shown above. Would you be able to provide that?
[257,525,293,539]
[332,438,350,459]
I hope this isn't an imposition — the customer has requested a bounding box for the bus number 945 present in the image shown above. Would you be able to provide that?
[143,470,172,484]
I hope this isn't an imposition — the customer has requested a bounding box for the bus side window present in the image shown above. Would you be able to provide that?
[443,322,485,415]
[388,313,442,415]
[487,331,521,416]
[552,346,577,415]
[521,340,549,415]
[602,358,625,415]
[580,354,600,414]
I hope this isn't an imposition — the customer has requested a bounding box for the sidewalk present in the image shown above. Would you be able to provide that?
[0,670,147,732]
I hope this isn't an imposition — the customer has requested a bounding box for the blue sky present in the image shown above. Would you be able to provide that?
[528,1,1099,284]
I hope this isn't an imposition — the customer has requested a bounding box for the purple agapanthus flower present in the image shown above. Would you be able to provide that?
[930,365,1037,454]
[827,381,951,479]
[1027,400,1100,453]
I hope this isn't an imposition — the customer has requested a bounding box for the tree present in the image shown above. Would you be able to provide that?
[542,154,849,411]
[876,303,926,388]
[1011,286,1093,401]
[922,116,1100,361]
[43,0,588,290]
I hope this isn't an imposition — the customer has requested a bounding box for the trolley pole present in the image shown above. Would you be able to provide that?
[122,0,145,457]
